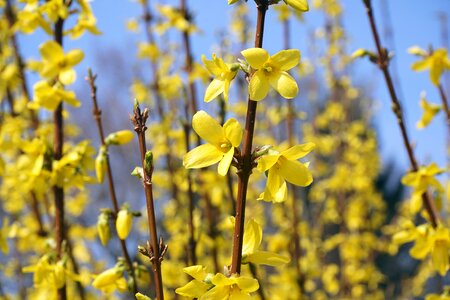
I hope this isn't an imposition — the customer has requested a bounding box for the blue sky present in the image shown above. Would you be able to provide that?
[20,0,450,172]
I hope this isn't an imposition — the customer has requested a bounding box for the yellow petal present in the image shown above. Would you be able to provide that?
[410,238,433,259]
[257,154,280,172]
[217,148,233,176]
[270,49,300,71]
[432,242,449,276]
[204,78,224,102]
[249,70,270,101]
[281,143,315,160]
[430,61,443,86]
[268,71,298,99]
[223,118,242,147]
[175,279,210,298]
[242,219,262,256]
[235,276,259,293]
[59,69,76,85]
[66,49,84,66]
[411,58,431,71]
[202,54,222,77]
[183,144,222,169]
[116,209,132,240]
[182,265,207,281]
[210,273,236,286]
[192,110,223,145]
[40,40,64,61]
[201,285,229,300]
[246,250,290,266]
[241,48,269,69]
[278,159,312,186]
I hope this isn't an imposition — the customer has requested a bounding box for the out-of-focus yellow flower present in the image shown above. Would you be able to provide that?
[155,5,196,34]
[0,218,9,254]
[417,93,441,129]
[95,146,107,183]
[37,40,84,85]
[116,208,133,240]
[66,0,102,39]
[92,267,127,294]
[183,111,242,176]
[257,143,314,202]
[241,48,300,101]
[284,0,309,11]
[30,80,80,111]
[137,42,160,62]
[136,292,152,300]
[202,54,239,102]
[411,48,450,86]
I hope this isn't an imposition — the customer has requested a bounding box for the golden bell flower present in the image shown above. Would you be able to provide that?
[92,267,128,294]
[202,54,239,102]
[97,212,111,246]
[116,208,133,240]
[411,48,450,86]
[105,130,134,146]
[417,93,441,129]
[95,146,107,183]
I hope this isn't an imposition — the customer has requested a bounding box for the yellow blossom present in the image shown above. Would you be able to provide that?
[97,212,111,246]
[202,54,239,102]
[417,93,441,129]
[92,267,127,294]
[105,130,134,146]
[201,273,259,299]
[257,143,314,202]
[30,80,80,111]
[411,48,450,86]
[95,146,107,184]
[241,48,300,101]
[38,40,84,85]
[284,0,309,11]
[183,111,242,176]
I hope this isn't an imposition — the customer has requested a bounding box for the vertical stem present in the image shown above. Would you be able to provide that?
[88,71,138,295]
[53,16,66,300]
[230,1,267,275]
[132,105,164,300]
[438,84,450,126]
[362,0,439,228]
[204,193,220,273]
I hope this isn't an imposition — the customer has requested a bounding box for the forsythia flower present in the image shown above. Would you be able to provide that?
[183,111,242,176]
[92,267,128,294]
[97,211,111,246]
[394,224,450,276]
[257,143,314,202]
[417,93,441,129]
[411,48,450,86]
[136,293,152,300]
[241,48,300,101]
[202,54,239,102]
[0,218,9,254]
[95,146,107,183]
[37,40,84,85]
[242,219,290,266]
[30,80,80,110]
[116,208,133,240]
[176,265,260,299]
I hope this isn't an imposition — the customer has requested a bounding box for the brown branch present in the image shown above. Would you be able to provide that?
[438,84,450,127]
[131,104,165,300]
[362,0,439,227]
[230,0,268,275]
[87,70,138,295]
[53,15,67,300]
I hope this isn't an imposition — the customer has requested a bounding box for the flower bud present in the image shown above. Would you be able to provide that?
[105,130,134,146]
[144,151,153,178]
[97,212,111,246]
[95,146,107,183]
[116,209,133,240]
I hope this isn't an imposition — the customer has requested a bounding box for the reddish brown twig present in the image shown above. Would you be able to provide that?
[230,0,268,275]
[362,0,439,227]
[131,104,166,300]
[87,70,138,295]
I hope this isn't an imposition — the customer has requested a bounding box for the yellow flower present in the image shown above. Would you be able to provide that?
[201,273,259,299]
[402,163,444,195]
[67,0,102,39]
[116,208,133,240]
[92,267,127,294]
[0,218,9,254]
[257,143,314,202]
[241,48,300,101]
[284,0,309,11]
[183,111,242,176]
[38,40,84,85]
[155,5,196,34]
[411,48,450,86]
[417,93,441,129]
[242,219,290,266]
[30,80,80,111]
[105,130,134,146]
[202,54,239,102]
[136,292,152,300]
[137,42,160,62]
[175,265,212,298]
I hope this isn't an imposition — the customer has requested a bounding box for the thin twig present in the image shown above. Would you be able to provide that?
[230,0,268,275]
[131,104,165,300]
[362,0,439,227]
[87,70,138,295]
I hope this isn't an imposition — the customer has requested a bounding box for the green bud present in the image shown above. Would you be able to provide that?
[144,151,153,178]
